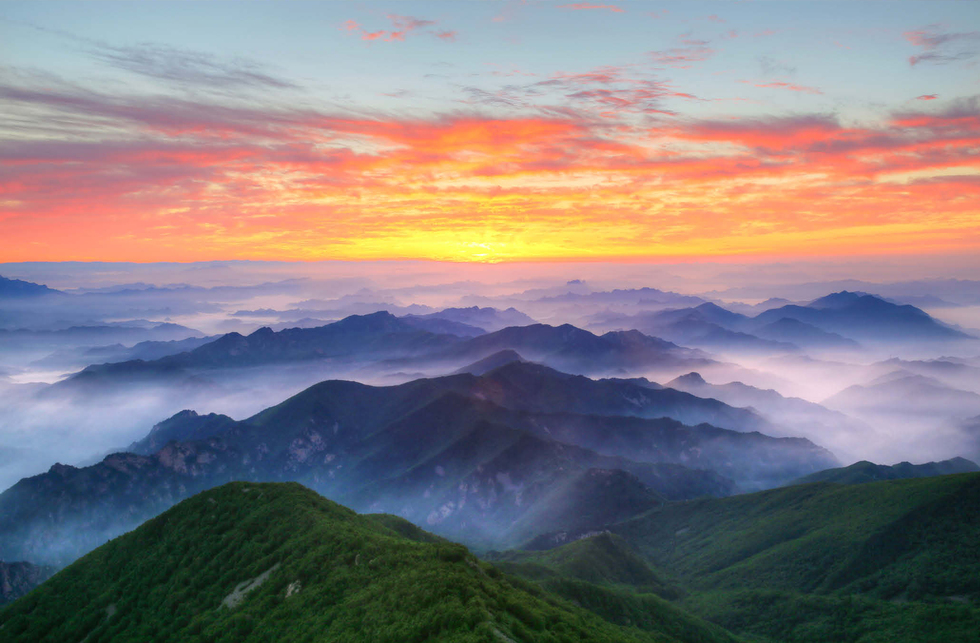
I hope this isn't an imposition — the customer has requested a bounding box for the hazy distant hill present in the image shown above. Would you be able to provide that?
[666,371,872,447]
[869,357,980,393]
[590,304,799,355]
[754,317,860,350]
[0,482,738,643]
[0,361,841,566]
[824,373,980,418]
[438,324,715,376]
[792,457,979,485]
[405,306,536,332]
[54,311,457,388]
[0,323,203,350]
[53,313,716,395]
[453,349,525,375]
[0,275,63,299]
[753,291,972,342]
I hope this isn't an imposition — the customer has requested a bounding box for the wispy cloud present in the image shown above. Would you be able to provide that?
[2,67,978,262]
[460,63,694,117]
[558,3,624,12]
[648,45,715,68]
[917,94,939,101]
[905,25,980,66]
[345,14,445,43]
[88,42,298,91]
[744,80,823,95]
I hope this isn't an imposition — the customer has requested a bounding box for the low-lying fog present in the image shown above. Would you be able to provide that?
[1,258,979,491]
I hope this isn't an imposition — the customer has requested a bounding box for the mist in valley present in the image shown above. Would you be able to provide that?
[2,259,980,562]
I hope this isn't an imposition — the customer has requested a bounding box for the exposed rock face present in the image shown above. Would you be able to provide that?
[0,561,54,604]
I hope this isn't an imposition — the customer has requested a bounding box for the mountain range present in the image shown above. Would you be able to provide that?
[0,360,837,566]
[0,275,63,299]
[6,472,980,643]
[590,291,972,354]
[48,313,716,403]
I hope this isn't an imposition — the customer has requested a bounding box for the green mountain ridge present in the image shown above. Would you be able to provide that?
[0,482,738,643]
[495,473,980,643]
[791,457,979,485]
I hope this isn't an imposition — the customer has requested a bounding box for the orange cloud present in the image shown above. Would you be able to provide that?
[1,74,978,263]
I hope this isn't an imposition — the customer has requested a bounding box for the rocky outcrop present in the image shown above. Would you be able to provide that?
[0,561,54,604]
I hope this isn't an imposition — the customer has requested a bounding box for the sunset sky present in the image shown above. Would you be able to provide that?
[2,1,979,264]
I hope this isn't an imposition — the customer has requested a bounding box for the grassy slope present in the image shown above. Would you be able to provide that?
[0,482,737,643]
[612,473,980,642]
[489,533,681,599]
[613,473,980,597]
[495,473,980,643]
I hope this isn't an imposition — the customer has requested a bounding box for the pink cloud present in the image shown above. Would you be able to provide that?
[4,68,980,262]
[649,46,715,68]
[917,94,939,101]
[746,81,823,95]
[558,3,625,12]
[346,14,447,43]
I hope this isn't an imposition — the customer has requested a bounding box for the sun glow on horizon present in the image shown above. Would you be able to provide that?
[0,1,977,263]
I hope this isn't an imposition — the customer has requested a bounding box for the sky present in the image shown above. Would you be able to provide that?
[1,1,979,265]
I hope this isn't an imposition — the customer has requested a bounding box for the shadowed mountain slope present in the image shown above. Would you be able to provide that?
[0,275,64,299]
[0,561,54,605]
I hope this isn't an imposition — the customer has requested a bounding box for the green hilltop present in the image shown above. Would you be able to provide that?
[0,481,737,643]
[501,472,980,643]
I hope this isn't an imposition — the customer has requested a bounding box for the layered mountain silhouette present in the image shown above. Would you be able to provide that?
[0,275,63,299]
[589,303,798,355]
[753,291,972,342]
[754,317,860,350]
[51,312,715,396]
[592,292,970,354]
[405,306,536,332]
[429,324,714,376]
[0,361,838,566]
[824,373,980,418]
[667,372,874,449]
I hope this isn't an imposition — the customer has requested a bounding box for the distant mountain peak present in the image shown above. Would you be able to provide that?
[808,290,875,308]
[0,274,63,298]
[453,349,526,376]
[673,372,707,386]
